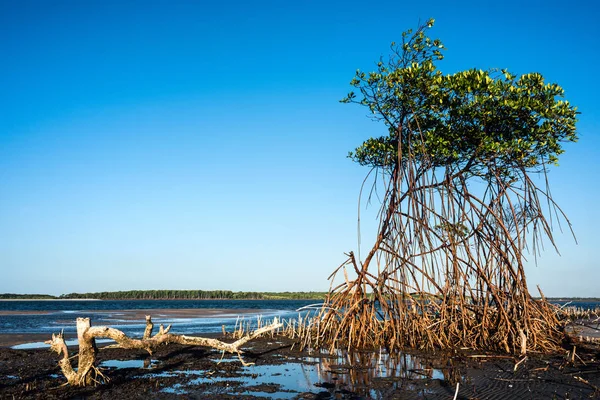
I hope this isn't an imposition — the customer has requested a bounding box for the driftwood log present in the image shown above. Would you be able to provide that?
[46,316,283,386]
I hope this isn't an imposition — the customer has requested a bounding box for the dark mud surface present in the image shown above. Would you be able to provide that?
[1,335,600,399]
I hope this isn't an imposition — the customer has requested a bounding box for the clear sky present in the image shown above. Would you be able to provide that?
[0,0,598,296]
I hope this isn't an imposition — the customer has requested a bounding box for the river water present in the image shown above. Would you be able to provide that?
[0,299,319,339]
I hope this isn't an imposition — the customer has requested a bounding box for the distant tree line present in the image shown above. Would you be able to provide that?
[0,293,57,299]
[57,290,328,300]
[2,292,599,302]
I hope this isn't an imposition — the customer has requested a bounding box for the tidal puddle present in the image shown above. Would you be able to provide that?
[143,349,455,399]
[100,359,160,369]
[11,338,114,350]
[306,348,446,380]
[208,356,238,363]
[146,363,315,398]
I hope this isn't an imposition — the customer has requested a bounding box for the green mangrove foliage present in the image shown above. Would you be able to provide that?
[344,29,576,172]
[310,19,577,355]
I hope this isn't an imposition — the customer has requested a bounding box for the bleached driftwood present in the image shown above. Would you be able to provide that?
[46,316,283,386]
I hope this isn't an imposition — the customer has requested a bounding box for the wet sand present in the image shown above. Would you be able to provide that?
[1,334,600,399]
[0,333,77,348]
[2,310,600,398]
[0,310,54,315]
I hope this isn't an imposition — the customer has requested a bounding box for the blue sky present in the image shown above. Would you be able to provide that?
[0,0,598,296]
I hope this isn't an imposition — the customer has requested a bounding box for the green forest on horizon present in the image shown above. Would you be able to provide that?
[0,291,599,301]
[0,290,329,300]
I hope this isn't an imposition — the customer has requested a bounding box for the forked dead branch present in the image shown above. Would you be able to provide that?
[300,19,579,355]
[46,316,282,386]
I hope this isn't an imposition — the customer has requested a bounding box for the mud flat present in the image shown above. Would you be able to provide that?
[1,332,600,399]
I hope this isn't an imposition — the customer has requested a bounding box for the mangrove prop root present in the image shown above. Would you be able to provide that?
[45,316,283,386]
[296,122,571,356]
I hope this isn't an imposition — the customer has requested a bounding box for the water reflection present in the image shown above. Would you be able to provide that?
[141,348,460,399]
[302,348,458,398]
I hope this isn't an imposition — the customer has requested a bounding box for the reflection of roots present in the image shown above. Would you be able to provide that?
[309,346,460,396]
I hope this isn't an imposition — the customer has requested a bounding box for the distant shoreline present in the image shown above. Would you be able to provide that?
[1,294,600,302]
[0,297,322,301]
[0,290,329,301]
[0,298,101,301]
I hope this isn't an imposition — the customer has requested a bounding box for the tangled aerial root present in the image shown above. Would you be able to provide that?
[297,135,571,356]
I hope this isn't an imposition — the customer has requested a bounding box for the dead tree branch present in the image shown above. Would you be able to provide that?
[45,316,283,386]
